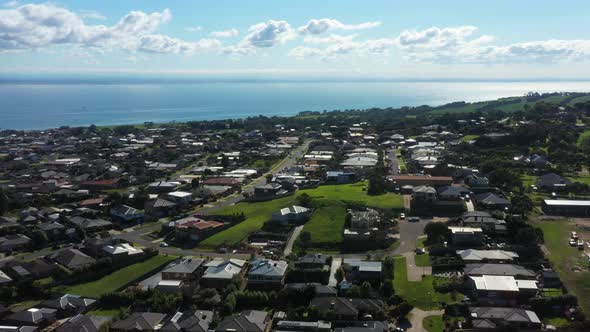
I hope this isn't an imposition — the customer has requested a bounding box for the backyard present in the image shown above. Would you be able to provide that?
[64,255,176,298]
[393,256,461,310]
[423,315,444,332]
[301,201,347,248]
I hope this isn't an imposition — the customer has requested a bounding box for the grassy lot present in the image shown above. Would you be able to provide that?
[568,174,590,185]
[535,220,590,315]
[393,256,461,310]
[460,134,479,142]
[430,95,570,115]
[423,315,444,332]
[65,255,176,298]
[199,182,404,249]
[577,129,590,147]
[543,317,571,328]
[302,201,347,248]
[542,288,565,297]
[198,195,297,249]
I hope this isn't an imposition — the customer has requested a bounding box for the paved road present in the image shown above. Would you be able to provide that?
[402,252,432,282]
[393,219,430,255]
[283,225,303,257]
[387,149,400,175]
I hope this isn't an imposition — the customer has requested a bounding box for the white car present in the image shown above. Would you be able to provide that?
[400,213,406,220]
[159,242,169,247]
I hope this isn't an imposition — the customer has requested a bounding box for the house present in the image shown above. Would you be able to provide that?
[389,175,453,187]
[215,310,269,332]
[201,259,247,289]
[145,198,177,218]
[412,185,437,203]
[469,307,542,330]
[295,254,331,270]
[437,186,469,200]
[340,157,378,174]
[148,181,180,194]
[47,249,96,271]
[68,216,112,233]
[271,206,311,225]
[40,294,96,317]
[160,310,213,332]
[3,308,57,328]
[0,216,21,233]
[102,243,144,258]
[0,270,12,285]
[274,320,332,332]
[465,175,489,188]
[253,183,287,200]
[162,257,205,282]
[463,264,536,279]
[344,209,383,242]
[247,259,288,289]
[474,193,510,210]
[172,218,225,241]
[110,312,167,332]
[0,234,32,252]
[448,227,483,245]
[341,259,382,283]
[457,249,519,263]
[334,321,387,332]
[165,191,194,206]
[0,326,36,332]
[36,221,66,241]
[461,211,507,234]
[56,314,109,332]
[466,275,538,305]
[326,172,355,184]
[536,173,571,191]
[110,205,144,223]
[308,297,384,322]
[542,199,590,216]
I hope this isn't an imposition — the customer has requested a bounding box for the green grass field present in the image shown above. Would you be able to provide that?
[568,174,590,185]
[423,315,444,332]
[577,129,590,147]
[302,201,347,247]
[415,236,431,266]
[65,255,176,298]
[536,220,590,315]
[199,182,403,249]
[569,95,590,105]
[393,256,461,310]
[460,135,479,142]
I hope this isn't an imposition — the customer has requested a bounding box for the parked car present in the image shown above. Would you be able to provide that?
[408,217,420,222]
[159,242,169,247]
[400,213,405,220]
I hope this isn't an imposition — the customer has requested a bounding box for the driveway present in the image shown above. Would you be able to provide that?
[283,225,303,257]
[405,308,444,332]
[328,257,342,287]
[392,218,429,255]
[387,149,400,175]
[402,252,432,282]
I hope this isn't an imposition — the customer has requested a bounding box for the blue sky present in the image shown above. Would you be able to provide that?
[2,0,590,79]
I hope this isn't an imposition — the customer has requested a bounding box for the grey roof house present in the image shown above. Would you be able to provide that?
[215,310,268,332]
[247,259,288,289]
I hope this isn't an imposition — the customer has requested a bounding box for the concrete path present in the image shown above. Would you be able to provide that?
[328,257,342,287]
[406,308,444,332]
[465,199,475,212]
[283,225,303,257]
[402,252,432,282]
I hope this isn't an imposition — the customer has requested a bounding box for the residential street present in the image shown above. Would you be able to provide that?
[387,149,400,175]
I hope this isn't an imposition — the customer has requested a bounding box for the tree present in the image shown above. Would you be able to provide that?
[30,230,48,249]
[360,281,372,298]
[368,174,386,195]
[296,193,313,208]
[0,188,8,216]
[265,174,273,184]
[191,178,200,188]
[424,222,449,244]
[347,285,361,297]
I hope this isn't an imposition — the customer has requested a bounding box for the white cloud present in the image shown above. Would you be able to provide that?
[185,26,202,32]
[210,28,238,38]
[288,46,322,59]
[0,4,219,55]
[78,9,106,21]
[245,20,295,47]
[297,18,381,35]
[303,34,357,44]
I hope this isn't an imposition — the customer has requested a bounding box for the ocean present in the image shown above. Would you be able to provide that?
[1,80,590,130]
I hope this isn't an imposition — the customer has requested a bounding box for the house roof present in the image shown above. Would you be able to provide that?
[474,192,510,205]
[110,312,166,331]
[464,263,536,278]
[342,259,382,273]
[543,199,590,207]
[469,275,519,292]
[457,249,518,262]
[0,270,12,284]
[163,257,204,275]
[56,314,108,332]
[297,254,330,266]
[160,311,213,332]
[470,307,541,325]
[309,297,358,316]
[41,294,96,310]
[47,248,96,270]
[216,310,268,332]
[203,259,245,280]
[248,259,288,277]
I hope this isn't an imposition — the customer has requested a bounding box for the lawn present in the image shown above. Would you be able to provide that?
[568,174,590,185]
[535,220,590,315]
[569,95,590,105]
[199,182,404,249]
[423,315,444,332]
[198,195,297,249]
[460,135,479,142]
[65,255,176,298]
[521,174,537,188]
[302,201,347,248]
[577,129,590,147]
[393,256,461,310]
[415,236,431,267]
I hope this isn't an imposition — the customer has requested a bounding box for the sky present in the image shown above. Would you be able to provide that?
[1,0,590,80]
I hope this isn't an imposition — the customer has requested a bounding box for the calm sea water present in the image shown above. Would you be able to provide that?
[2,81,590,130]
